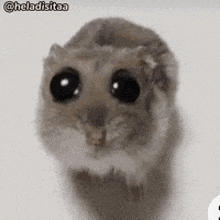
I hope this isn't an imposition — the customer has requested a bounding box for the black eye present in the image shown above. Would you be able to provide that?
[50,67,81,103]
[110,69,140,104]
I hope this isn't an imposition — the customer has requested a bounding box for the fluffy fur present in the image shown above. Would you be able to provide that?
[36,17,182,220]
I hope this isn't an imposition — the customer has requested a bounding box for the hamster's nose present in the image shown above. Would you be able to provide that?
[86,105,108,127]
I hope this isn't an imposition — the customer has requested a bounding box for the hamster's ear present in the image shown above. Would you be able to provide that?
[48,43,64,58]
[136,46,173,93]
[44,43,65,67]
[136,46,157,70]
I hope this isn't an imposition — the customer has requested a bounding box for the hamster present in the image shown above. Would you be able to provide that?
[36,17,182,220]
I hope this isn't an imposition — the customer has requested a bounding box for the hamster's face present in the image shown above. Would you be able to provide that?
[37,45,176,184]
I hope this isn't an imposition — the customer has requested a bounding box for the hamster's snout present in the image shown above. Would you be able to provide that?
[79,104,109,148]
[84,124,107,148]
[86,104,108,128]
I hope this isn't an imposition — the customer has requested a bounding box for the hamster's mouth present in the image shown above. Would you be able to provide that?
[84,124,107,149]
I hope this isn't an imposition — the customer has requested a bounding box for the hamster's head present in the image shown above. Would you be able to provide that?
[36,44,178,184]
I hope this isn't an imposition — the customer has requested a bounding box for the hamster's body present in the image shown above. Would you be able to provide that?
[37,18,182,220]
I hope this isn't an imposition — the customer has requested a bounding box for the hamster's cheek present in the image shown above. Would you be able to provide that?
[42,125,115,175]
[40,125,91,168]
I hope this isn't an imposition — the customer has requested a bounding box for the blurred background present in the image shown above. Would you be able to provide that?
[1,1,220,219]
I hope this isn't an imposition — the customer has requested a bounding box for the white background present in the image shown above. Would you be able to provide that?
[0,1,220,219]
